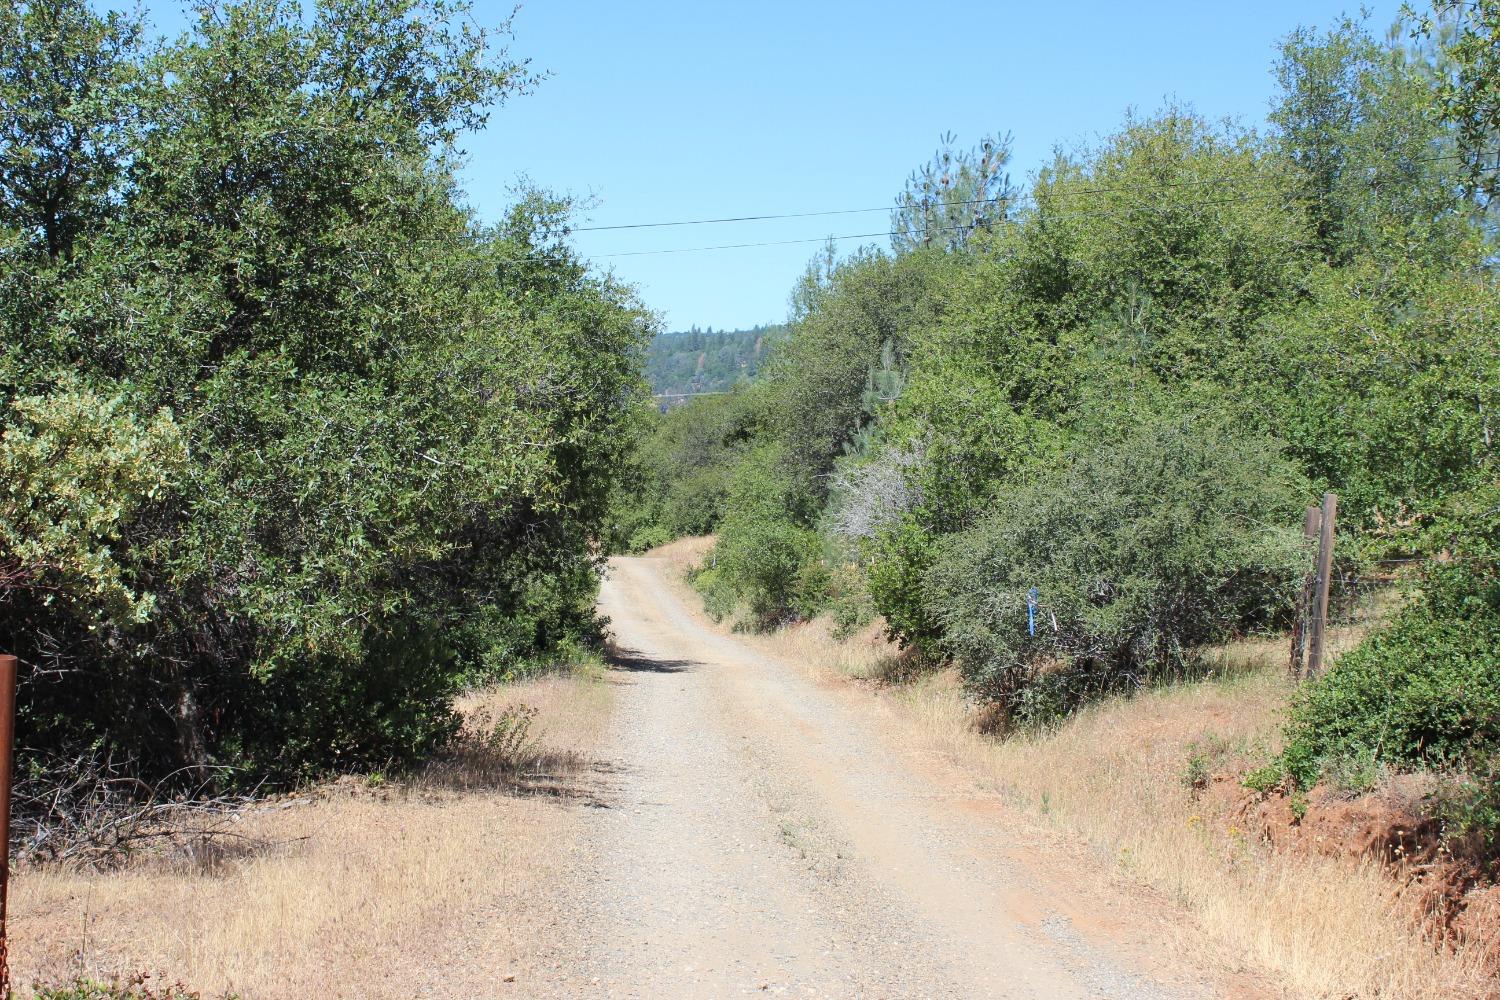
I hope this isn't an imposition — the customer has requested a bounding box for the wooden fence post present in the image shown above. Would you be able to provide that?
[1289,504,1322,677]
[1305,493,1338,678]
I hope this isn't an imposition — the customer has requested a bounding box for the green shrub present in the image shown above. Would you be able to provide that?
[925,413,1308,725]
[625,522,675,555]
[791,559,834,620]
[868,518,944,653]
[1279,560,1500,789]
[689,563,738,623]
[1,3,649,786]
[695,443,822,626]
[1242,763,1284,794]
[715,515,818,625]
[825,562,877,638]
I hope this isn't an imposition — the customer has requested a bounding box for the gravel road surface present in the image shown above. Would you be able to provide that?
[528,555,1256,999]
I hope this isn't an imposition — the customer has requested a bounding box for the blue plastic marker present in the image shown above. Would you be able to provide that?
[1027,587,1038,637]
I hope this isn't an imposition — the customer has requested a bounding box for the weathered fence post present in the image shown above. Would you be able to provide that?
[1289,504,1322,677]
[0,653,16,997]
[1305,493,1338,678]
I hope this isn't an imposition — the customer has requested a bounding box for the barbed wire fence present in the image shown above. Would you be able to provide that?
[1316,557,1423,665]
[1290,491,1490,677]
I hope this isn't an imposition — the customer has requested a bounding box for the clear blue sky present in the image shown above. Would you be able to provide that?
[137,1,1404,331]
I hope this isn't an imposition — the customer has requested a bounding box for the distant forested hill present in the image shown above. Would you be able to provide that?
[645,325,785,402]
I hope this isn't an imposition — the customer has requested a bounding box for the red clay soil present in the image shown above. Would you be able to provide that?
[1225,773,1500,976]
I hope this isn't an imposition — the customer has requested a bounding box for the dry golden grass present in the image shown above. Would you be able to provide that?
[646,534,714,580]
[889,653,1495,999]
[11,666,614,999]
[649,538,1495,999]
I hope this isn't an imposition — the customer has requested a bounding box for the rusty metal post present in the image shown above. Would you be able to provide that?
[0,654,17,998]
[1306,494,1339,678]
[1289,505,1322,678]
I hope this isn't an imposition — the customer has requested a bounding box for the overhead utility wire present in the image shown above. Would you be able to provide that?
[503,190,1299,262]
[574,204,932,232]
[443,145,1496,265]
[569,148,1483,233]
[595,225,969,257]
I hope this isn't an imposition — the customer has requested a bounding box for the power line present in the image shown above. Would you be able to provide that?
[566,148,1484,234]
[504,190,1302,262]
[582,180,1245,244]
[575,204,944,232]
[596,224,970,257]
[383,146,1499,267]
[569,178,1241,235]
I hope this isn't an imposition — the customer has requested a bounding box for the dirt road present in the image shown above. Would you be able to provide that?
[533,555,1255,999]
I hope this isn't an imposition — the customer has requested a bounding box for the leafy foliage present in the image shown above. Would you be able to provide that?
[1271,16,1473,264]
[1412,0,1500,205]
[692,443,819,626]
[32,975,226,1000]
[926,415,1308,724]
[1278,485,1500,788]
[774,245,953,498]
[0,387,183,622]
[0,0,648,785]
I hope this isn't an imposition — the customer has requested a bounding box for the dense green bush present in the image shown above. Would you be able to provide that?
[925,414,1309,725]
[1278,487,1500,789]
[867,518,944,654]
[695,445,819,625]
[821,561,877,638]
[712,517,815,625]
[0,1,649,785]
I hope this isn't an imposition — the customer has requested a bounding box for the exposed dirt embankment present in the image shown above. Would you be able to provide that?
[1232,777,1500,980]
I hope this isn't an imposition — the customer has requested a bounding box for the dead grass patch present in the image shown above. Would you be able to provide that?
[888,652,1495,996]
[11,666,613,999]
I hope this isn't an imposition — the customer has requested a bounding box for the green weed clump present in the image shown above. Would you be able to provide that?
[1433,758,1500,872]
[1181,734,1233,795]
[33,976,231,1000]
